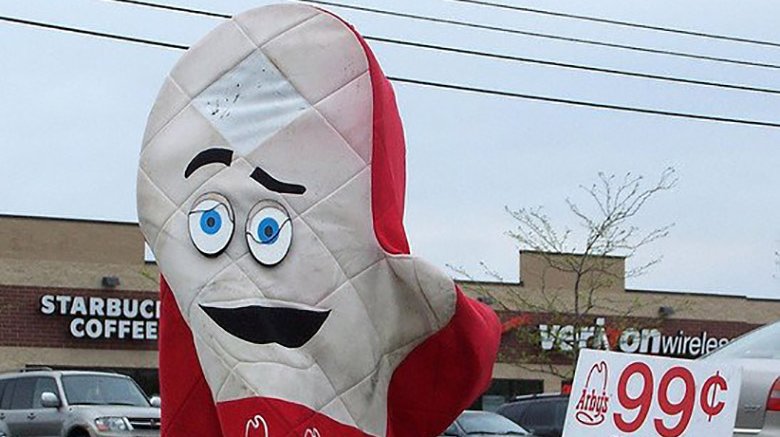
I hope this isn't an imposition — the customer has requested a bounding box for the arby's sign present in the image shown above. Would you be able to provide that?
[563,350,741,437]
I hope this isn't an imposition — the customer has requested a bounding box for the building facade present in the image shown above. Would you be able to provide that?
[1,215,778,406]
[460,251,780,408]
[0,215,160,393]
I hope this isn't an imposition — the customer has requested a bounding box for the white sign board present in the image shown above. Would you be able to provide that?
[563,349,741,437]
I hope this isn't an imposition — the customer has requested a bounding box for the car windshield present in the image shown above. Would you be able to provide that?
[61,375,150,407]
[702,320,780,361]
[459,411,528,435]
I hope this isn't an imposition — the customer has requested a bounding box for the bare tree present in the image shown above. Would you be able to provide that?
[459,168,679,379]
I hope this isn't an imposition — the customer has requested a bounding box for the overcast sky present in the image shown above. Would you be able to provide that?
[1,0,779,299]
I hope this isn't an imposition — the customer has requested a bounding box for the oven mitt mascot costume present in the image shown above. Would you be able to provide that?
[137,4,501,436]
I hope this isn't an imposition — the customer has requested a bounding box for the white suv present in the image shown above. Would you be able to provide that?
[0,369,160,437]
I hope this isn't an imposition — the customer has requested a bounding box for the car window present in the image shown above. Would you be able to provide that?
[459,411,528,434]
[32,378,58,409]
[0,380,15,409]
[62,375,149,407]
[554,399,569,428]
[498,402,526,422]
[10,378,36,410]
[0,380,6,406]
[703,321,780,360]
[523,401,555,428]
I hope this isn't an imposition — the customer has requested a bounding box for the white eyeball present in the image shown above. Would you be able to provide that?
[188,193,235,256]
[245,200,292,266]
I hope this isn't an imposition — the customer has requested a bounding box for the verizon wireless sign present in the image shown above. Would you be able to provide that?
[563,350,740,437]
[40,294,160,341]
[539,317,732,358]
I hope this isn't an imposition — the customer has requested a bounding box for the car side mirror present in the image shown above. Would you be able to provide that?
[40,391,61,408]
[150,396,161,408]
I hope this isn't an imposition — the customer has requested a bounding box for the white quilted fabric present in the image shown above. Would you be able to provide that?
[137,4,456,436]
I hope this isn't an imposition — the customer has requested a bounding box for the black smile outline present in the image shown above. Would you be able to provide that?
[200,303,330,348]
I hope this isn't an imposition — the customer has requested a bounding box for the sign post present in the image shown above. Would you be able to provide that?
[563,349,741,437]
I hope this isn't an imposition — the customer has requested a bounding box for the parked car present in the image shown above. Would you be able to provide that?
[0,368,160,437]
[496,393,569,437]
[0,418,9,437]
[700,319,780,437]
[441,410,532,436]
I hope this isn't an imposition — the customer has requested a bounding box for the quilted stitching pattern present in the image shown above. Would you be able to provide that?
[137,4,457,436]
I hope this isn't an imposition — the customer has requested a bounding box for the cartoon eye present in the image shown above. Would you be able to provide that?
[188,193,235,256]
[245,200,292,266]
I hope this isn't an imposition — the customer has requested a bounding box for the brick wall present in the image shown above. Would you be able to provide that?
[0,285,157,350]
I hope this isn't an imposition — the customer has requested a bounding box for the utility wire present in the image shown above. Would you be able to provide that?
[302,0,780,71]
[100,0,780,70]
[0,15,188,50]
[452,0,780,49]
[394,76,780,128]
[371,36,780,96]
[389,77,780,129]
[105,0,230,19]
[2,13,780,129]
[98,0,780,96]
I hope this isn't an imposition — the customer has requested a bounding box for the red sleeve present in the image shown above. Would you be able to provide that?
[385,286,502,437]
[159,277,223,437]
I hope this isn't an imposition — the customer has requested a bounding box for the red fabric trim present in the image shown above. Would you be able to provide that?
[159,277,223,437]
[317,17,410,256]
[386,287,502,437]
[217,397,372,437]
[362,44,410,256]
[321,8,410,255]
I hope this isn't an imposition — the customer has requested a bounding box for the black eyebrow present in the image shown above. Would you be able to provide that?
[184,148,233,178]
[250,167,306,195]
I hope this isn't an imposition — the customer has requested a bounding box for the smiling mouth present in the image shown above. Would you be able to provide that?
[199,303,330,348]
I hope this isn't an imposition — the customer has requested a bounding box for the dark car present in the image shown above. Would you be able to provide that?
[442,410,532,436]
[496,393,569,437]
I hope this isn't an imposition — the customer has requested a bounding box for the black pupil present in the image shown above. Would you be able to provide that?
[207,217,216,227]
[264,226,274,237]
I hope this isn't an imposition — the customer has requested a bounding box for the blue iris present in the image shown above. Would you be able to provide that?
[258,217,280,244]
[200,209,223,235]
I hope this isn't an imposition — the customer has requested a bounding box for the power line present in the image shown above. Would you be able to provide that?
[371,36,780,96]
[0,15,187,50]
[98,0,780,96]
[104,0,230,19]
[389,77,780,128]
[302,0,780,71]
[2,13,780,129]
[452,0,780,49]
[100,0,780,70]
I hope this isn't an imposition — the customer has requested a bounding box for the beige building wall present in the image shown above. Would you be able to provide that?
[0,215,159,291]
[462,251,780,391]
[0,347,158,373]
[0,215,160,373]
[461,251,780,325]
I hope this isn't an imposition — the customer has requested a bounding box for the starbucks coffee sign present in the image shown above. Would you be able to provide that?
[40,294,160,340]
